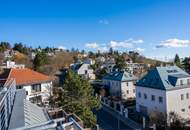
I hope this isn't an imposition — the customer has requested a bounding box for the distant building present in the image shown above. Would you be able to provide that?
[136,66,190,119]
[96,56,106,63]
[29,52,36,60]
[3,49,15,59]
[102,58,116,73]
[0,68,53,103]
[71,63,95,80]
[2,61,25,69]
[83,58,95,65]
[103,71,137,100]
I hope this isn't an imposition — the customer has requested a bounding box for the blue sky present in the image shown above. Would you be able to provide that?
[0,0,190,60]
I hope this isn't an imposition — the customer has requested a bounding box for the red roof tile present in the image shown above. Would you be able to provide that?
[8,68,53,86]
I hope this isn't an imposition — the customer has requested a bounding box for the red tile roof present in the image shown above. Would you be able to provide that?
[7,68,53,86]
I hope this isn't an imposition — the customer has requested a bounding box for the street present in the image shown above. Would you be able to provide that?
[96,107,132,130]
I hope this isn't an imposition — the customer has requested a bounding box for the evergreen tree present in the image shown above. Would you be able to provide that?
[182,57,190,72]
[109,47,113,55]
[62,70,101,128]
[174,54,180,66]
[33,51,48,70]
[13,43,29,55]
[0,42,11,52]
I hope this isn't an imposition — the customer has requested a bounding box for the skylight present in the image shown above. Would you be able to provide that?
[167,70,178,73]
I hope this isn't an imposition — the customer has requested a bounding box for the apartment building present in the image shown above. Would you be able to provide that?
[136,66,190,119]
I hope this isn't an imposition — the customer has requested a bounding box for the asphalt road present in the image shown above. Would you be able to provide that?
[96,108,132,130]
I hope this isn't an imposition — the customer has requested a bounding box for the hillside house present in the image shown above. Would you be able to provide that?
[103,71,137,100]
[0,68,53,103]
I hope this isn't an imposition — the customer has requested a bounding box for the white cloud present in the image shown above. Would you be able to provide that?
[99,19,109,25]
[109,40,133,49]
[135,47,145,52]
[97,46,108,52]
[108,39,143,49]
[132,39,144,44]
[85,38,144,52]
[58,46,66,50]
[156,38,190,48]
[85,42,99,49]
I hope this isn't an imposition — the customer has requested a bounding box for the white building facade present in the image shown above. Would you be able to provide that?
[136,66,190,119]
[0,68,53,104]
[71,63,95,80]
[21,81,53,103]
[103,71,137,100]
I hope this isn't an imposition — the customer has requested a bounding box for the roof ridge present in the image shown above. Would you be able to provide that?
[155,68,166,90]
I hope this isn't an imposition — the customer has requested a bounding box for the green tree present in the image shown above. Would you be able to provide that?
[13,43,29,55]
[33,51,48,70]
[96,68,107,79]
[0,42,11,52]
[174,54,180,67]
[115,55,127,70]
[109,47,113,55]
[62,70,101,128]
[182,57,190,72]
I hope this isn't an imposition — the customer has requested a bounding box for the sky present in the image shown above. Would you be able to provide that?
[0,0,190,60]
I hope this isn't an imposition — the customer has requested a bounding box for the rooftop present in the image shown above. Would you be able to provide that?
[103,71,137,81]
[9,89,49,129]
[0,68,53,86]
[136,66,190,90]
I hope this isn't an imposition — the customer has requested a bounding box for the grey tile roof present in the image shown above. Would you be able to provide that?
[9,89,49,129]
[103,71,137,81]
[136,66,190,90]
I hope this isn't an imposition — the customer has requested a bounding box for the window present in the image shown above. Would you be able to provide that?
[159,96,163,103]
[151,95,155,101]
[126,82,129,86]
[133,89,135,93]
[126,90,129,94]
[26,91,28,95]
[32,84,41,92]
[181,108,185,112]
[188,79,190,85]
[17,86,22,89]
[144,93,147,99]
[187,93,189,99]
[138,92,141,98]
[180,80,183,85]
[181,94,184,100]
